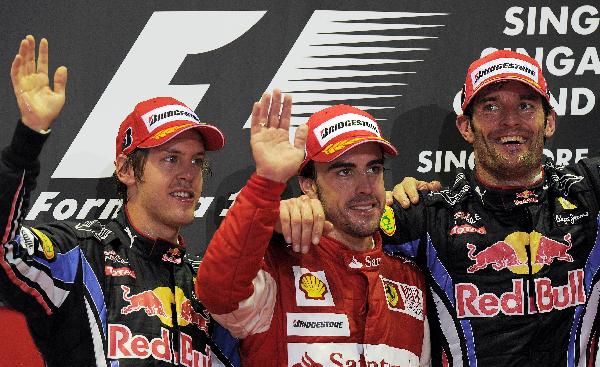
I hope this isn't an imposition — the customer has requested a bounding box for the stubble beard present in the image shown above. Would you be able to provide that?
[316,183,382,239]
[473,128,545,183]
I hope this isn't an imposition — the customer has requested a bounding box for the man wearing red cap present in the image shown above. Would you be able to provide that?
[197,90,430,366]
[384,50,600,366]
[0,36,238,366]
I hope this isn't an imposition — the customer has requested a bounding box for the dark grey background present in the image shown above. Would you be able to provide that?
[0,1,598,254]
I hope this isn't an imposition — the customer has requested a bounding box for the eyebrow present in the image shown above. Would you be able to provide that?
[477,93,540,104]
[157,147,205,157]
[326,158,384,172]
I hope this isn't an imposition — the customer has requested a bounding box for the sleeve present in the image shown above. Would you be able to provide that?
[196,174,286,339]
[0,121,81,319]
[380,195,429,260]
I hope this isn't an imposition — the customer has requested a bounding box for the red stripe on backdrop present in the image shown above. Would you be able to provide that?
[0,307,43,366]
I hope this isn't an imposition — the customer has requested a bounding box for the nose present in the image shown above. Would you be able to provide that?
[354,170,375,195]
[178,160,200,182]
[500,108,522,127]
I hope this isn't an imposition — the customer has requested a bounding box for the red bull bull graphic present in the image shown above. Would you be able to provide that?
[466,231,574,274]
[456,269,585,318]
[120,285,209,332]
[514,189,539,205]
[108,324,211,366]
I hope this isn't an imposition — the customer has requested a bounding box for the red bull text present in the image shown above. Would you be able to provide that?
[456,269,585,318]
[108,324,211,366]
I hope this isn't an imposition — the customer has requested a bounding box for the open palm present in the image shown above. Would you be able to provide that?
[250,90,307,183]
[11,35,67,131]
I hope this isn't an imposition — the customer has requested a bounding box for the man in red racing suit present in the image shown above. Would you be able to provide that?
[198,92,430,367]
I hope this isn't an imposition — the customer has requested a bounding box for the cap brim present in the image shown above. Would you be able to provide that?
[298,136,398,173]
[138,121,225,151]
[462,74,549,112]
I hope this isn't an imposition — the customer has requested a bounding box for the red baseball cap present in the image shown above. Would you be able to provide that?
[299,104,398,173]
[461,50,551,113]
[116,97,225,158]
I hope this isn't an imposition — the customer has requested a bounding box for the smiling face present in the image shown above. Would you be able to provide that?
[299,143,385,250]
[118,129,206,241]
[456,80,555,187]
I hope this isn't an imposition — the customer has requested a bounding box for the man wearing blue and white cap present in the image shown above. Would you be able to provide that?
[384,49,600,366]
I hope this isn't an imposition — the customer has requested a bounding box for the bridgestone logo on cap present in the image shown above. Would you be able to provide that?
[142,104,200,132]
[471,57,539,89]
[315,113,380,146]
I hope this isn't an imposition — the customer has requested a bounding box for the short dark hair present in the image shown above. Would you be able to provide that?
[299,161,316,180]
[113,149,150,202]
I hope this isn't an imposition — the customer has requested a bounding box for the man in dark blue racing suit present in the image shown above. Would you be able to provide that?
[0,35,239,366]
[383,50,600,366]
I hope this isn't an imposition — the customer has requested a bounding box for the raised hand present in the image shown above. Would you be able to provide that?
[250,89,308,183]
[11,35,68,132]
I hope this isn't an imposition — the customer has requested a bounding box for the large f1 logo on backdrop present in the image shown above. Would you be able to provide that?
[53,10,447,179]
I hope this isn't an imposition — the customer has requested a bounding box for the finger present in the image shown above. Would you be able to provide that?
[53,66,68,96]
[16,39,28,77]
[268,89,282,128]
[288,199,302,252]
[279,93,292,131]
[37,38,49,75]
[250,102,263,135]
[392,183,411,209]
[278,201,292,244]
[10,54,23,90]
[25,35,35,75]
[294,124,308,150]
[385,191,393,206]
[309,198,325,245]
[428,180,442,191]
[404,178,421,204]
[300,197,314,253]
[259,92,271,127]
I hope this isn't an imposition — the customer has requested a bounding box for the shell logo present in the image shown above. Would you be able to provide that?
[558,197,577,209]
[299,273,328,300]
[31,227,55,260]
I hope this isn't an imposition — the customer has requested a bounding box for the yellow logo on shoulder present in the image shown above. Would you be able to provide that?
[31,228,55,260]
[558,197,577,210]
[380,205,396,236]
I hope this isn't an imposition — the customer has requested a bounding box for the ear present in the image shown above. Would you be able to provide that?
[298,176,318,199]
[544,110,557,139]
[115,154,136,187]
[456,115,475,144]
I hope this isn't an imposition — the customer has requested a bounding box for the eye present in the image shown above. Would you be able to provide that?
[192,157,205,167]
[366,164,384,175]
[164,155,177,163]
[482,103,499,112]
[336,168,352,177]
[519,102,534,111]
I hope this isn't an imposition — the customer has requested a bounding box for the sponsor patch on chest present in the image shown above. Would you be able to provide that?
[293,266,335,307]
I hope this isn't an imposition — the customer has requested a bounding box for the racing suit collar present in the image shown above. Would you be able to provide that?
[320,232,384,272]
[468,169,547,211]
[116,207,186,263]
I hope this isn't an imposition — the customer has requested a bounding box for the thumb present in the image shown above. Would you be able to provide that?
[294,124,308,149]
[53,66,68,96]
[323,221,334,235]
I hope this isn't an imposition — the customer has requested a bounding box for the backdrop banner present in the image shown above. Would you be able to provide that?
[0,1,598,255]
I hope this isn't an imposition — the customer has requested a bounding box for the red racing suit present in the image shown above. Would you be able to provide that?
[197,174,430,367]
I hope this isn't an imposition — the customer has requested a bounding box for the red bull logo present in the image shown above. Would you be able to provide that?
[466,231,573,274]
[514,190,539,205]
[456,269,585,318]
[120,285,209,332]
